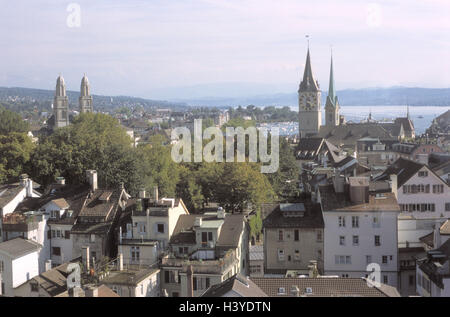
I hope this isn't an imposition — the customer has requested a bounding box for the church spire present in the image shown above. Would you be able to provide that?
[56,75,66,97]
[299,48,320,92]
[328,53,336,104]
[80,73,90,97]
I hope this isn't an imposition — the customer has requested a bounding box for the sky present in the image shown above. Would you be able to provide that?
[0,0,449,99]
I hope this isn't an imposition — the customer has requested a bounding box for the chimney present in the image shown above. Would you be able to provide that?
[56,177,65,185]
[217,207,225,219]
[333,171,345,193]
[20,173,28,186]
[82,246,90,271]
[119,252,124,271]
[153,186,159,202]
[186,265,194,297]
[194,217,202,227]
[86,170,98,192]
[291,285,300,297]
[85,285,99,297]
[68,286,82,297]
[390,174,398,199]
[349,177,369,204]
[433,222,442,249]
[139,188,146,199]
[308,260,319,278]
[45,259,52,272]
[26,178,33,197]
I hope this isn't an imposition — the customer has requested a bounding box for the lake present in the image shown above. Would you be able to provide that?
[276,105,450,136]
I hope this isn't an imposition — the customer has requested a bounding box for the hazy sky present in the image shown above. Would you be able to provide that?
[1,0,449,99]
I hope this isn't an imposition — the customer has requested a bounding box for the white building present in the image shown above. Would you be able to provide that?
[318,176,400,288]
[0,238,41,296]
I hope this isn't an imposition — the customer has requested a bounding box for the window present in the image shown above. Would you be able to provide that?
[139,224,146,233]
[56,230,61,238]
[52,247,61,256]
[51,230,56,238]
[207,232,213,241]
[157,224,165,233]
[433,184,444,194]
[31,283,39,292]
[294,229,299,241]
[375,236,381,246]
[338,216,346,227]
[278,230,284,241]
[383,275,388,284]
[446,203,450,212]
[0,260,4,273]
[193,277,197,291]
[317,249,322,259]
[409,275,415,286]
[382,256,388,264]
[131,246,140,262]
[418,171,428,177]
[277,249,285,261]
[141,284,144,295]
[366,255,372,264]
[339,236,346,246]
[335,255,351,264]
[352,216,359,228]
[65,231,70,239]
[294,250,300,261]
[278,287,286,295]
[90,234,95,243]
[373,216,380,228]
[352,235,359,246]
[317,231,322,242]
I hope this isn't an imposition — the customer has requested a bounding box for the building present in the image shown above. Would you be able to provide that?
[416,222,450,297]
[262,202,324,275]
[53,75,70,129]
[318,176,400,288]
[250,276,400,297]
[71,175,130,263]
[79,74,93,113]
[160,208,248,297]
[298,48,322,138]
[249,245,264,277]
[201,274,267,297]
[375,158,450,219]
[0,238,41,296]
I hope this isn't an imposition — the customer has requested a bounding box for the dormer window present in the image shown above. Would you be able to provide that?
[277,287,286,295]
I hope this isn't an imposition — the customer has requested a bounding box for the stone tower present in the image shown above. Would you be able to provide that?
[325,55,340,127]
[53,75,69,129]
[298,48,321,138]
[79,74,93,113]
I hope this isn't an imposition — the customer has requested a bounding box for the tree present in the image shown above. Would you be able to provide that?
[0,107,30,134]
[29,113,142,193]
[0,132,35,181]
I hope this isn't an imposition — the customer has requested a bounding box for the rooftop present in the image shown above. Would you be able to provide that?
[0,238,42,259]
[202,274,267,297]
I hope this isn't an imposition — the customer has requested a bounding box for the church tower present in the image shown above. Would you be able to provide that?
[325,54,340,127]
[79,74,93,113]
[298,48,321,138]
[53,75,69,129]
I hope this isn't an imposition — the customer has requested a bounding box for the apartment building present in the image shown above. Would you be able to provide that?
[318,176,400,288]
[263,202,324,275]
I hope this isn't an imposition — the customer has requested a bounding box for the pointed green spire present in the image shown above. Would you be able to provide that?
[328,55,336,104]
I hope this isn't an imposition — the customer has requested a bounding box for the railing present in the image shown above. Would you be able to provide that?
[161,250,237,274]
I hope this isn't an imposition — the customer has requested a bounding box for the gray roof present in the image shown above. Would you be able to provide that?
[263,201,324,229]
[202,274,268,297]
[250,277,400,297]
[0,238,41,259]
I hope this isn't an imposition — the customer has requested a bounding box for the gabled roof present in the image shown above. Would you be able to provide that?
[202,274,268,297]
[250,277,400,297]
[263,201,324,229]
[0,238,41,259]
[31,262,74,296]
[374,157,424,188]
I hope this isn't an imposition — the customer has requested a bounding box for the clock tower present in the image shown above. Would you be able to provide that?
[298,48,321,138]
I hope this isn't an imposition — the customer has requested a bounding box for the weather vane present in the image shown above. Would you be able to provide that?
[306,35,310,48]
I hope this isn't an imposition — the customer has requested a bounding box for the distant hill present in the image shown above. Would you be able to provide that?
[175,87,450,108]
[0,86,188,112]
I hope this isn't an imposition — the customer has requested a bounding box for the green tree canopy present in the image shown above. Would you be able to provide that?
[0,107,30,134]
[0,132,35,182]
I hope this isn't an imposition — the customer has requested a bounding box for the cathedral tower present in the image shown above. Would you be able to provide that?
[79,74,93,113]
[53,75,69,129]
[325,54,340,127]
[298,48,321,138]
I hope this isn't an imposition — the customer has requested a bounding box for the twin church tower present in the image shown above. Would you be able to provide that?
[53,74,93,129]
[298,47,340,138]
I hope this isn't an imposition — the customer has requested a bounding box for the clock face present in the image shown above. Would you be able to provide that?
[299,93,317,111]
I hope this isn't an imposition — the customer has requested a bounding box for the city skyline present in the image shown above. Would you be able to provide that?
[1,0,449,100]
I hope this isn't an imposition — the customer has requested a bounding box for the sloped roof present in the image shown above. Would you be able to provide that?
[374,157,424,188]
[250,277,400,297]
[202,274,268,297]
[0,238,41,259]
[263,201,324,229]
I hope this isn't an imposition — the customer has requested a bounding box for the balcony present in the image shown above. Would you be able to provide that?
[161,250,237,275]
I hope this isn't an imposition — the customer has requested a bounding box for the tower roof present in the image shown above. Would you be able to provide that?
[299,48,320,92]
[328,55,337,104]
[80,74,91,97]
[56,75,66,97]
